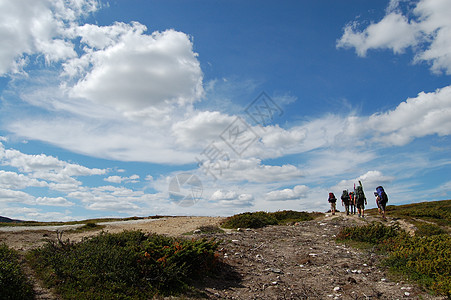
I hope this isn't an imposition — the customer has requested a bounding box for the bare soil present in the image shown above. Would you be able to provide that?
[0,214,446,299]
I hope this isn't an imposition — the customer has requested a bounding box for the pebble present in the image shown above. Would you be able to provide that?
[333,286,340,291]
[404,292,410,296]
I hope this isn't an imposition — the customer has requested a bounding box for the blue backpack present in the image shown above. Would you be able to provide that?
[376,186,388,203]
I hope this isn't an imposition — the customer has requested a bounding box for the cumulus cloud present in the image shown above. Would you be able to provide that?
[337,0,451,74]
[0,146,106,182]
[337,13,418,56]
[368,85,451,146]
[104,174,140,184]
[0,188,34,203]
[0,0,99,75]
[35,196,74,207]
[216,158,303,183]
[0,170,47,189]
[66,25,204,113]
[334,170,395,193]
[210,190,253,207]
[265,185,309,201]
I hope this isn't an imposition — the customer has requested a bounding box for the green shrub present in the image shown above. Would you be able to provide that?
[271,210,316,224]
[221,211,278,229]
[415,223,446,237]
[385,200,451,227]
[383,234,450,297]
[28,230,218,299]
[196,225,224,234]
[0,244,34,299]
[221,210,320,229]
[336,223,451,297]
[336,223,401,244]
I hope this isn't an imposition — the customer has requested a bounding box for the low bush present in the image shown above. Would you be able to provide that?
[28,230,219,299]
[415,223,446,237]
[337,223,450,297]
[271,210,317,224]
[0,244,34,299]
[383,234,450,297]
[336,222,401,244]
[221,211,278,229]
[221,210,320,229]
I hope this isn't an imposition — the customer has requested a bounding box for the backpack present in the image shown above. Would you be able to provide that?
[376,186,388,203]
[328,192,337,203]
[355,186,365,201]
[341,190,349,203]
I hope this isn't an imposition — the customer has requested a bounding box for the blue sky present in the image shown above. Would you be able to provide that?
[0,0,450,221]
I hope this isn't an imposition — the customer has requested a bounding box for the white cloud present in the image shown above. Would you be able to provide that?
[66,25,203,114]
[337,0,451,74]
[104,174,140,184]
[0,188,34,203]
[35,196,74,207]
[333,170,395,193]
[172,111,236,148]
[0,0,99,75]
[337,13,418,56]
[368,85,451,146]
[200,158,304,184]
[0,170,47,189]
[265,185,309,201]
[210,190,253,207]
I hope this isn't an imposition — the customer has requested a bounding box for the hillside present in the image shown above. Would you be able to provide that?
[0,201,449,299]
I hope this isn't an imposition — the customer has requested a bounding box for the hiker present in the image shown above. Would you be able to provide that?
[328,192,337,215]
[354,184,367,218]
[341,189,350,215]
[349,191,356,214]
[375,186,388,220]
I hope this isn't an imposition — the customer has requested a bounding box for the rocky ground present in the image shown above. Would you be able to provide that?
[196,213,445,300]
[0,214,446,299]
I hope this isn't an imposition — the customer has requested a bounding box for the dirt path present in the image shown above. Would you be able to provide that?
[199,213,445,300]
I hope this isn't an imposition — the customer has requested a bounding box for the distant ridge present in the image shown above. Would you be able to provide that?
[0,216,22,223]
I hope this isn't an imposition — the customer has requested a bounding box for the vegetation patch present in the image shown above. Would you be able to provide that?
[28,230,219,299]
[337,223,450,297]
[71,222,105,233]
[380,200,450,227]
[0,244,34,300]
[221,210,320,229]
[185,225,224,235]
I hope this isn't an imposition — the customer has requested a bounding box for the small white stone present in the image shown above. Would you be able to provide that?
[404,292,410,296]
[333,286,340,291]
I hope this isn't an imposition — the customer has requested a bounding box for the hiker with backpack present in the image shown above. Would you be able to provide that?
[349,191,356,214]
[341,190,350,215]
[375,186,388,220]
[354,182,367,218]
[328,192,337,215]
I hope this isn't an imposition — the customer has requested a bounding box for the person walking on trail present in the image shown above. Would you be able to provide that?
[341,190,350,215]
[349,191,356,214]
[375,186,389,220]
[328,192,337,215]
[354,184,367,218]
